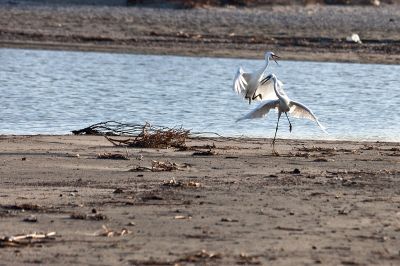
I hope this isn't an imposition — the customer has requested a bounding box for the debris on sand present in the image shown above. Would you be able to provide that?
[192,149,216,156]
[2,203,43,212]
[113,188,124,194]
[293,168,301,174]
[346,33,362,44]
[95,225,131,237]
[129,166,152,172]
[297,146,337,154]
[23,215,38,223]
[288,151,311,158]
[177,249,222,263]
[73,121,189,148]
[130,160,190,172]
[313,157,332,162]
[152,160,190,171]
[220,217,239,223]
[96,152,129,160]
[70,212,107,221]
[174,215,192,220]
[162,178,201,188]
[0,232,56,248]
[236,253,261,265]
[163,177,183,187]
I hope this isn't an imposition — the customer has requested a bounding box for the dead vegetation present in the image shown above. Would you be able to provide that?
[73,122,189,149]
[192,149,217,156]
[96,152,129,160]
[70,212,108,221]
[0,232,56,248]
[176,249,222,263]
[130,160,191,172]
[95,225,131,237]
[162,177,201,188]
[2,203,44,212]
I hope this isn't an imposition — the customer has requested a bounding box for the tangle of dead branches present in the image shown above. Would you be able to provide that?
[72,121,190,149]
[72,121,252,149]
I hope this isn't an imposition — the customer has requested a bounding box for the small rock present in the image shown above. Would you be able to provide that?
[371,0,380,6]
[221,218,239,222]
[293,168,301,174]
[113,188,124,194]
[23,215,37,223]
[346,33,362,44]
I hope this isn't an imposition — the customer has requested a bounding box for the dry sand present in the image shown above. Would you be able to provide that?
[0,4,400,63]
[0,135,399,265]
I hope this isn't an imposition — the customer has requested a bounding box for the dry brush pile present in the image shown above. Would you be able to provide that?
[72,121,190,149]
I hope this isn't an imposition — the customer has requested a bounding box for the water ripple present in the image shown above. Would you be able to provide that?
[0,48,399,141]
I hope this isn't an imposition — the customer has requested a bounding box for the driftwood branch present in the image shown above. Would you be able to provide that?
[0,232,56,247]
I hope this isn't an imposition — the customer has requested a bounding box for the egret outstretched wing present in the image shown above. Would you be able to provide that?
[233,67,250,97]
[236,100,280,122]
[289,101,327,133]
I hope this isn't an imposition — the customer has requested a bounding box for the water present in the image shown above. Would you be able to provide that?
[0,48,399,142]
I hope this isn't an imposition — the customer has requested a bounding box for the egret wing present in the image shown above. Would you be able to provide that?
[289,101,327,133]
[233,67,251,98]
[251,78,278,101]
[236,100,280,122]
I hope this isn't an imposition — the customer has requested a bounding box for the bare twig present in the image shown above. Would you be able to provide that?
[0,232,56,247]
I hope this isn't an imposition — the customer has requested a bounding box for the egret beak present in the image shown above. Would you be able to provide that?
[260,75,272,85]
[272,54,280,65]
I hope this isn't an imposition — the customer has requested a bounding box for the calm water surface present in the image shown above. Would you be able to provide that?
[0,48,399,141]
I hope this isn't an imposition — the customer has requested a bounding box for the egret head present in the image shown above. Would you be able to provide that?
[265,51,280,65]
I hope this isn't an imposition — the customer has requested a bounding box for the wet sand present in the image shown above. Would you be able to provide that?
[0,4,400,63]
[0,135,399,264]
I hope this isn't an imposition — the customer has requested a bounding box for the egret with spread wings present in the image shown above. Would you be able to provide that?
[233,51,280,104]
[237,74,327,154]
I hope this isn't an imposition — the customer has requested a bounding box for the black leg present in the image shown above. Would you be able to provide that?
[272,112,281,154]
[285,112,292,132]
[252,94,262,101]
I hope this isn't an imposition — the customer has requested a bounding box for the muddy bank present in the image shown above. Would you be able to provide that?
[0,4,400,63]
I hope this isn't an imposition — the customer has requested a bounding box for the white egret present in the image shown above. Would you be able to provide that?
[233,51,280,104]
[237,74,327,153]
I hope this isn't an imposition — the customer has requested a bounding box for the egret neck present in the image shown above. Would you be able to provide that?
[257,58,270,83]
[272,76,290,112]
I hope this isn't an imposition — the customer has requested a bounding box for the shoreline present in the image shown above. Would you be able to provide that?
[1,131,399,144]
[2,42,399,65]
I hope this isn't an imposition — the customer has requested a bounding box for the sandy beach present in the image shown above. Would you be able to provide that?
[0,135,399,264]
[0,3,400,64]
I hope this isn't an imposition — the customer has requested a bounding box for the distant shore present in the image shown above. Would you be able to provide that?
[1,4,400,63]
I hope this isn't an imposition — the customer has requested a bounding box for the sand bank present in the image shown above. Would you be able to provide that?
[1,5,400,63]
[0,135,399,264]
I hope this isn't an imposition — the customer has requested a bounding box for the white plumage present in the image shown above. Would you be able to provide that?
[237,74,327,153]
[233,51,280,104]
